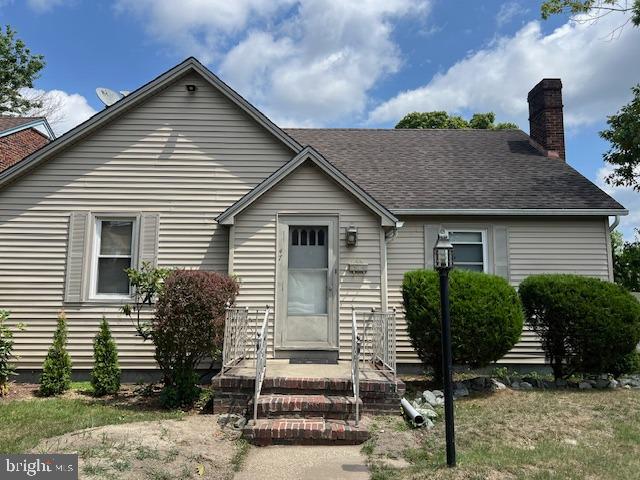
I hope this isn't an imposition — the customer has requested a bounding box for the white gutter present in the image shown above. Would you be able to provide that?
[392,208,629,216]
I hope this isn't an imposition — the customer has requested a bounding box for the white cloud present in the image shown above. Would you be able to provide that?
[597,165,640,241]
[26,0,70,12]
[20,88,97,136]
[368,14,640,128]
[115,0,297,64]
[115,0,430,125]
[496,2,529,27]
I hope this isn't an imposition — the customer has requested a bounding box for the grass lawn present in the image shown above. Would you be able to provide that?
[0,397,183,453]
[365,389,640,480]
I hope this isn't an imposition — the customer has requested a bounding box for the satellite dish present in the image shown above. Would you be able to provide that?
[96,87,124,107]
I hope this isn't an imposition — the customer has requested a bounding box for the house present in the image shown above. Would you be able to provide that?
[0,116,54,172]
[0,58,625,377]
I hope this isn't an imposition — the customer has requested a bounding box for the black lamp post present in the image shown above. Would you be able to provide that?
[433,228,456,467]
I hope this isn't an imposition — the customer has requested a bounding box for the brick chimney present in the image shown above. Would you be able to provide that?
[527,78,565,160]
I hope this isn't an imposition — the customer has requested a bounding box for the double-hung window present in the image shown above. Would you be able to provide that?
[92,218,136,298]
[449,230,487,272]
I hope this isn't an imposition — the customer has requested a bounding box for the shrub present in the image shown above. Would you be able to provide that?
[0,310,25,396]
[519,274,640,379]
[90,317,121,396]
[40,311,72,396]
[153,270,238,407]
[402,269,524,384]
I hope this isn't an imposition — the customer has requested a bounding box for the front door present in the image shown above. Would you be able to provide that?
[276,216,338,354]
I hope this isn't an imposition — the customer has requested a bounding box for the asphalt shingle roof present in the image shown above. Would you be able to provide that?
[284,128,624,211]
[0,115,43,133]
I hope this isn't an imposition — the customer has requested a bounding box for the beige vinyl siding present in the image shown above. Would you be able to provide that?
[387,216,612,365]
[232,161,382,359]
[0,71,293,369]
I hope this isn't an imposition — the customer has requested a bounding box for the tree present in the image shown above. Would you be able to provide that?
[612,230,640,291]
[600,84,640,191]
[0,310,25,397]
[395,111,518,130]
[90,317,121,396]
[0,25,45,115]
[40,311,72,396]
[541,1,640,28]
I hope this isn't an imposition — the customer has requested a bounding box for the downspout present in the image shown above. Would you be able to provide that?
[609,215,620,232]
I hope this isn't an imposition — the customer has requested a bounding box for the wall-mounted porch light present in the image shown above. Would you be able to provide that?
[345,225,358,247]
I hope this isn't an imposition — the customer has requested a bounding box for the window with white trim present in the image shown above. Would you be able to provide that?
[449,230,487,272]
[92,218,136,297]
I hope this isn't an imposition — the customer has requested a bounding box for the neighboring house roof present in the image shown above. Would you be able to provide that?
[217,146,400,227]
[285,128,626,215]
[0,116,53,172]
[0,116,55,140]
[0,57,302,188]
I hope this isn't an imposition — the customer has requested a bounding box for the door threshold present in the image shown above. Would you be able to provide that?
[289,358,339,365]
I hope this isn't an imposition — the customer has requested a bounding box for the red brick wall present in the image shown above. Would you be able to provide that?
[527,78,565,160]
[0,128,50,171]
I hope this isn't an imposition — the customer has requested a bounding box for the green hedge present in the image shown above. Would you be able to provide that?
[402,269,524,382]
[519,274,640,379]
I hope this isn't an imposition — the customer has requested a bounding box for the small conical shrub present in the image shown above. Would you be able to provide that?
[90,317,121,396]
[40,311,72,396]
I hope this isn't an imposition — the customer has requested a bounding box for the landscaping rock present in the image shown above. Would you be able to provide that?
[422,390,438,406]
[519,382,533,390]
[608,379,619,389]
[555,379,568,388]
[491,379,507,391]
[217,413,242,427]
[233,416,248,430]
[416,407,437,420]
[595,378,610,389]
[432,390,444,398]
[423,418,435,429]
[453,385,469,398]
[578,381,592,390]
[471,377,489,391]
[511,381,520,390]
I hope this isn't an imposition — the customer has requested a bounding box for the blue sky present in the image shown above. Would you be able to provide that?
[2,0,639,238]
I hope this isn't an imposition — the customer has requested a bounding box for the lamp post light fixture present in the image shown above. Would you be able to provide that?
[433,228,456,468]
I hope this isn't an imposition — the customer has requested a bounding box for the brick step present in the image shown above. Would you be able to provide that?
[243,418,370,446]
[253,394,362,419]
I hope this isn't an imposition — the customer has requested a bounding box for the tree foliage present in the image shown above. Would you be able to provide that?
[0,25,45,115]
[40,311,72,396]
[402,269,524,384]
[541,0,640,27]
[0,310,25,397]
[519,274,640,379]
[612,230,640,291]
[395,110,518,130]
[600,84,640,191]
[90,317,121,397]
[153,270,239,408]
[122,262,172,340]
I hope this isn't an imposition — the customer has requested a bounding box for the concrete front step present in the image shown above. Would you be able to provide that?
[243,417,370,445]
[253,394,362,420]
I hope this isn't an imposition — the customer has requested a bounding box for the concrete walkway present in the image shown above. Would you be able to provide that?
[234,445,370,480]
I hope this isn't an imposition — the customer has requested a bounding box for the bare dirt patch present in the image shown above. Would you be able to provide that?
[0,382,39,401]
[34,415,242,480]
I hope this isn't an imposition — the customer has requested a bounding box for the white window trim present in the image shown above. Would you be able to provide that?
[449,229,488,273]
[89,216,139,301]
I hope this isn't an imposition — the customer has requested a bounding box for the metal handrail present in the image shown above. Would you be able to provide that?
[253,305,270,425]
[221,306,249,374]
[364,307,397,385]
[351,307,361,426]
